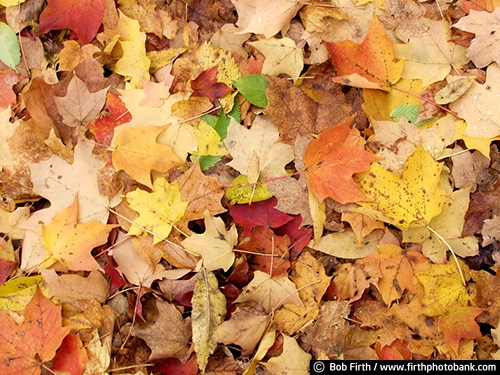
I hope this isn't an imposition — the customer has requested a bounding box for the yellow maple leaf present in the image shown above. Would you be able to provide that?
[126,178,188,244]
[41,197,116,271]
[112,125,183,189]
[355,144,449,230]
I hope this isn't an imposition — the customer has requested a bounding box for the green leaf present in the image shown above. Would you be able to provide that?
[390,104,420,123]
[233,74,268,108]
[192,268,226,372]
[0,22,20,72]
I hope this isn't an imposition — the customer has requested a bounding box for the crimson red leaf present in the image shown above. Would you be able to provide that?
[191,66,232,103]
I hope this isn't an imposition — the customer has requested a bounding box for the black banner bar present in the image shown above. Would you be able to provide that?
[310,360,498,374]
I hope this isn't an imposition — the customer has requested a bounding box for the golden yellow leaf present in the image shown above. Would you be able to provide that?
[193,120,228,156]
[262,335,311,375]
[126,178,188,244]
[355,144,449,230]
[192,268,226,372]
[112,125,183,189]
[41,197,116,271]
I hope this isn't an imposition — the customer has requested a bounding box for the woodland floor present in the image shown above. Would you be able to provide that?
[1,0,500,374]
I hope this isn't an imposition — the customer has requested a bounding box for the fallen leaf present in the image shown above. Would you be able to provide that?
[0,23,20,71]
[355,145,449,230]
[482,215,500,246]
[435,76,477,105]
[452,7,500,68]
[439,305,483,354]
[0,275,46,312]
[181,210,237,272]
[449,62,500,138]
[51,333,89,375]
[190,66,232,103]
[262,335,311,375]
[54,73,108,128]
[248,37,304,80]
[394,19,468,87]
[325,14,404,91]
[112,125,183,189]
[191,269,226,372]
[41,196,116,271]
[234,270,304,312]
[303,117,378,203]
[0,287,70,375]
[38,0,106,45]
[216,303,271,356]
[378,0,428,43]
[310,229,384,259]
[224,116,294,183]
[231,0,302,38]
[132,298,191,360]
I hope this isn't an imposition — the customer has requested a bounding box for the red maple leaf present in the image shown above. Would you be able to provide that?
[38,0,106,45]
[191,66,233,103]
[228,197,294,237]
[303,116,378,204]
[439,305,483,354]
[89,93,132,146]
[51,333,88,375]
[0,287,70,375]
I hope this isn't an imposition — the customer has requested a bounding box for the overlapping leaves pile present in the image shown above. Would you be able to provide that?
[1,0,500,374]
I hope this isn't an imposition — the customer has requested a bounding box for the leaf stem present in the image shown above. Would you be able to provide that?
[425,225,466,286]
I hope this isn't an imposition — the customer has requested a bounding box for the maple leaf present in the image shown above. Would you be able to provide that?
[355,144,449,230]
[192,269,226,372]
[262,335,311,375]
[190,66,232,103]
[126,178,188,245]
[248,37,304,81]
[303,117,378,204]
[449,62,500,138]
[453,7,500,68]
[231,0,303,38]
[238,226,291,276]
[176,162,227,233]
[403,188,478,263]
[227,196,293,237]
[324,14,404,91]
[132,298,191,360]
[112,125,183,189]
[181,210,237,272]
[393,19,468,87]
[51,333,89,375]
[38,0,106,45]
[54,73,108,128]
[0,287,70,375]
[224,116,294,183]
[88,93,132,146]
[234,270,304,312]
[41,196,115,271]
[439,305,483,354]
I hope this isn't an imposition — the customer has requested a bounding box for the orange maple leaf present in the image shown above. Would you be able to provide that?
[303,116,378,204]
[41,196,116,271]
[439,305,483,354]
[324,14,404,91]
[0,287,70,375]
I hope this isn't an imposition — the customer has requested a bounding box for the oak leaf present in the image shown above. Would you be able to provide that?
[126,178,188,244]
[41,196,116,271]
[38,0,106,45]
[355,145,449,230]
[303,117,378,203]
[112,125,183,189]
[325,14,404,91]
[54,73,108,128]
[0,287,70,375]
[191,269,226,372]
[181,210,237,272]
